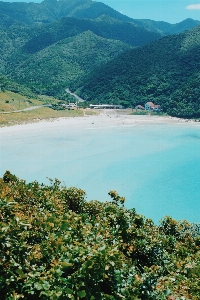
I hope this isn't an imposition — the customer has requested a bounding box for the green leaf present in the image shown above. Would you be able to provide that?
[16,269,26,278]
[61,221,69,231]
[34,283,42,290]
[61,262,73,268]
[78,290,86,298]
[164,288,171,296]
[65,288,73,295]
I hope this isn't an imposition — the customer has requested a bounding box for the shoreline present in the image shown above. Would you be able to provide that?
[0,110,199,134]
[1,110,200,224]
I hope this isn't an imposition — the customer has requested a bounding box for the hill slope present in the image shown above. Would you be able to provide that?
[0,24,40,73]
[14,16,162,54]
[77,26,200,118]
[7,30,131,97]
[0,73,37,99]
[3,14,163,97]
[0,14,162,75]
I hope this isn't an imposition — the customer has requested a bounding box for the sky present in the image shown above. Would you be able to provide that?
[2,0,200,24]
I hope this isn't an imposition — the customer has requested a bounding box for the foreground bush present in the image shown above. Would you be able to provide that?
[0,172,199,299]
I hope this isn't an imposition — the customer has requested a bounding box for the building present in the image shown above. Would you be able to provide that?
[145,102,161,111]
[61,103,77,109]
[153,105,161,111]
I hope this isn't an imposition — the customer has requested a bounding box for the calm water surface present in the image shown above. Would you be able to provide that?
[0,119,200,223]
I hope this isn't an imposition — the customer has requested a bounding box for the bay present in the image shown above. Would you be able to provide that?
[0,115,200,223]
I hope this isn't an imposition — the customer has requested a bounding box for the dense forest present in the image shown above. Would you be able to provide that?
[0,171,199,299]
[76,25,200,118]
[7,29,131,97]
[0,73,37,99]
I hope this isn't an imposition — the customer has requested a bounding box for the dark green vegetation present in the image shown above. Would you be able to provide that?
[0,0,134,26]
[78,25,200,118]
[0,73,37,99]
[1,0,200,118]
[0,171,199,299]
[7,29,131,97]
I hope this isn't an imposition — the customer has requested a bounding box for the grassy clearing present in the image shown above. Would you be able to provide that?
[0,91,42,112]
[0,91,85,126]
[0,107,84,126]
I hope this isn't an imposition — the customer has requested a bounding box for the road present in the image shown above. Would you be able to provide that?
[65,88,85,102]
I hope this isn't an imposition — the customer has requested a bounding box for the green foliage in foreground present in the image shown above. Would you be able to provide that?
[0,171,199,299]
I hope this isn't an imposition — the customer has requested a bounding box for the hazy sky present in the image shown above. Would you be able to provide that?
[2,0,200,23]
[100,0,200,23]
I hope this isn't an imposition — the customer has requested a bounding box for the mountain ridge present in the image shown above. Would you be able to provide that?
[0,0,199,35]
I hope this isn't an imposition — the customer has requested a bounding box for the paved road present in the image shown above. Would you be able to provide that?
[65,88,85,102]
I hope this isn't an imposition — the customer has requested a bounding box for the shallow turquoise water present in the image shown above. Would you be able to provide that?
[0,121,200,223]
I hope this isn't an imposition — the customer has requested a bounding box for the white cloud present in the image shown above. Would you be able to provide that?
[186,4,200,10]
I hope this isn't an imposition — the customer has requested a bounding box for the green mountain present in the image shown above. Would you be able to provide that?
[132,18,200,35]
[86,15,162,47]
[77,25,200,118]
[7,30,131,97]
[16,16,162,54]
[0,0,199,34]
[2,14,162,97]
[0,0,137,25]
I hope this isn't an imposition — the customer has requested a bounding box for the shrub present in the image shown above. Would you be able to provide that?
[0,172,199,299]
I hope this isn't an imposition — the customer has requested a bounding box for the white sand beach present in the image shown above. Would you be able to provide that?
[0,110,197,135]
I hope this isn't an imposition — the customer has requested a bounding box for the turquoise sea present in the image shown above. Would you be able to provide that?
[0,118,200,223]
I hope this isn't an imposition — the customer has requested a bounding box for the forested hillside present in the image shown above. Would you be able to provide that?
[0,0,133,25]
[77,25,200,118]
[0,24,40,73]
[0,73,37,99]
[1,13,162,97]
[7,29,131,97]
